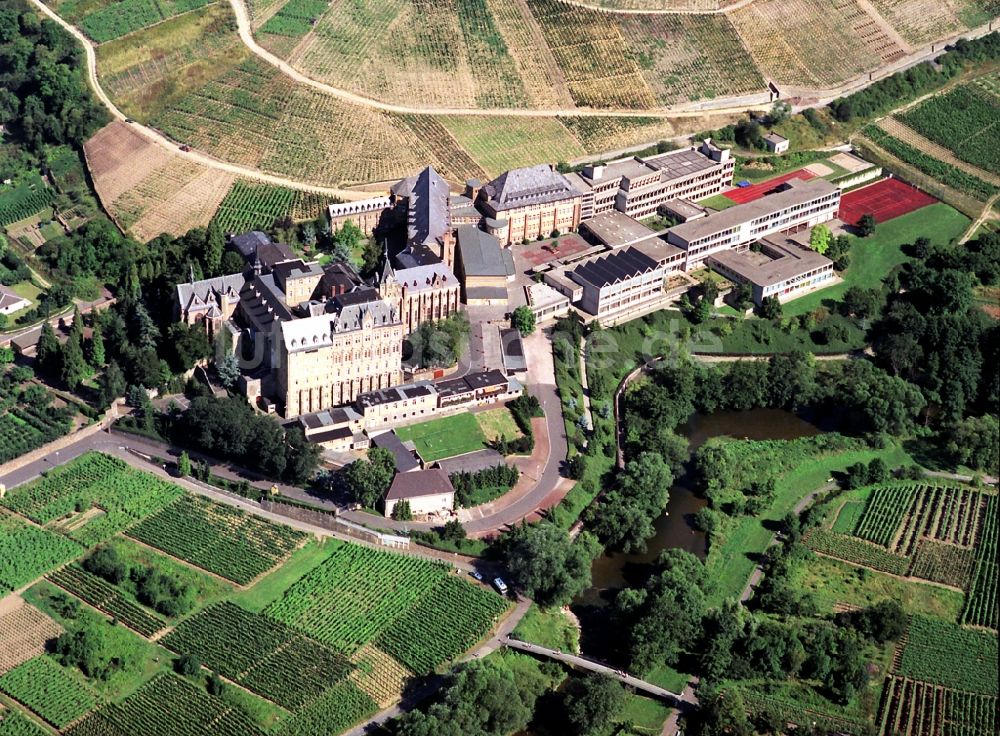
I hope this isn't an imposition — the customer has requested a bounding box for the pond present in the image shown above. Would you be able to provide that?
[577,407,822,607]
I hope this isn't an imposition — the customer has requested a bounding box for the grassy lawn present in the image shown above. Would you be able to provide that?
[789,553,965,620]
[512,604,580,653]
[644,662,690,694]
[474,407,523,443]
[706,443,914,605]
[2,280,43,324]
[613,693,672,734]
[233,538,342,612]
[784,203,970,317]
[395,413,488,462]
[697,193,739,211]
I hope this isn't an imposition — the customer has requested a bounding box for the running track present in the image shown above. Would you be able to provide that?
[838,177,937,225]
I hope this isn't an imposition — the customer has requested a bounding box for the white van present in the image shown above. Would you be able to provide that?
[493,577,509,595]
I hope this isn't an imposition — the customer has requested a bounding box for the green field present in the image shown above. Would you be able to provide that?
[394,412,489,461]
[512,604,580,652]
[783,202,971,316]
[0,172,55,228]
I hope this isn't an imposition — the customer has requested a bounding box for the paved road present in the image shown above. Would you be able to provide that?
[503,638,686,703]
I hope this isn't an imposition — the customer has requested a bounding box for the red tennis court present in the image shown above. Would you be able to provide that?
[838,178,937,225]
[723,169,817,204]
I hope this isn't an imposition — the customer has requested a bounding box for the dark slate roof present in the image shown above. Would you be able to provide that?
[481,165,578,212]
[571,247,660,288]
[321,261,363,293]
[256,242,297,270]
[385,467,454,501]
[229,231,271,259]
[456,225,513,278]
[408,166,451,249]
[371,431,421,473]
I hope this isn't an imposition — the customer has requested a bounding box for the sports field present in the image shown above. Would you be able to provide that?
[723,169,816,204]
[394,413,489,461]
[838,177,937,225]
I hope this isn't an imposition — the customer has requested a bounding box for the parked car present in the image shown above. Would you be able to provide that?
[737,180,751,188]
[179,145,191,152]
[469,570,483,582]
[493,577,508,595]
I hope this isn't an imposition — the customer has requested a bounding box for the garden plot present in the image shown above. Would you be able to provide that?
[527,0,658,109]
[730,0,882,88]
[896,615,997,694]
[0,517,84,594]
[0,598,62,676]
[616,14,766,105]
[214,179,325,234]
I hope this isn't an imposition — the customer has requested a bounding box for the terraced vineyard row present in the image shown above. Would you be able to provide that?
[0,453,183,546]
[128,494,306,585]
[897,615,997,695]
[213,179,326,234]
[0,710,50,736]
[66,673,265,736]
[962,494,998,630]
[803,527,911,575]
[374,575,510,673]
[878,676,997,736]
[0,517,83,594]
[899,83,1000,177]
[47,566,166,637]
[274,680,378,736]
[264,543,449,652]
[0,656,97,728]
[162,601,353,709]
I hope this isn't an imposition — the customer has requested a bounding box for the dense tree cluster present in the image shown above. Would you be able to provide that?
[450,464,519,508]
[0,0,107,154]
[407,313,471,369]
[171,396,320,483]
[342,446,395,508]
[829,32,1000,122]
[498,523,600,607]
[587,452,673,553]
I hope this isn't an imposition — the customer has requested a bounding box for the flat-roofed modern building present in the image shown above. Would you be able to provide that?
[477,165,583,245]
[580,210,662,250]
[666,178,841,271]
[708,231,834,305]
[567,140,735,221]
[524,281,571,324]
[569,247,666,322]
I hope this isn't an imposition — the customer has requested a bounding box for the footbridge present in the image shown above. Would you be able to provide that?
[502,638,683,703]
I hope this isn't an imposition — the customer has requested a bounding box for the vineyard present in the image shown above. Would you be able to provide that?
[0,173,55,228]
[0,405,73,466]
[0,516,83,594]
[527,0,658,109]
[47,566,166,638]
[614,13,766,105]
[264,544,450,651]
[274,680,378,736]
[0,656,97,728]
[213,179,327,234]
[0,710,49,736]
[152,58,440,186]
[896,615,997,694]
[729,0,883,88]
[373,575,510,673]
[437,116,585,177]
[259,0,329,37]
[264,544,509,672]
[73,0,215,43]
[899,84,1000,177]
[877,676,997,736]
[127,494,306,584]
[0,452,183,546]
[65,673,265,736]
[803,527,911,575]
[0,599,62,676]
[862,125,999,201]
[962,494,998,629]
[162,601,353,708]
[348,645,413,707]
